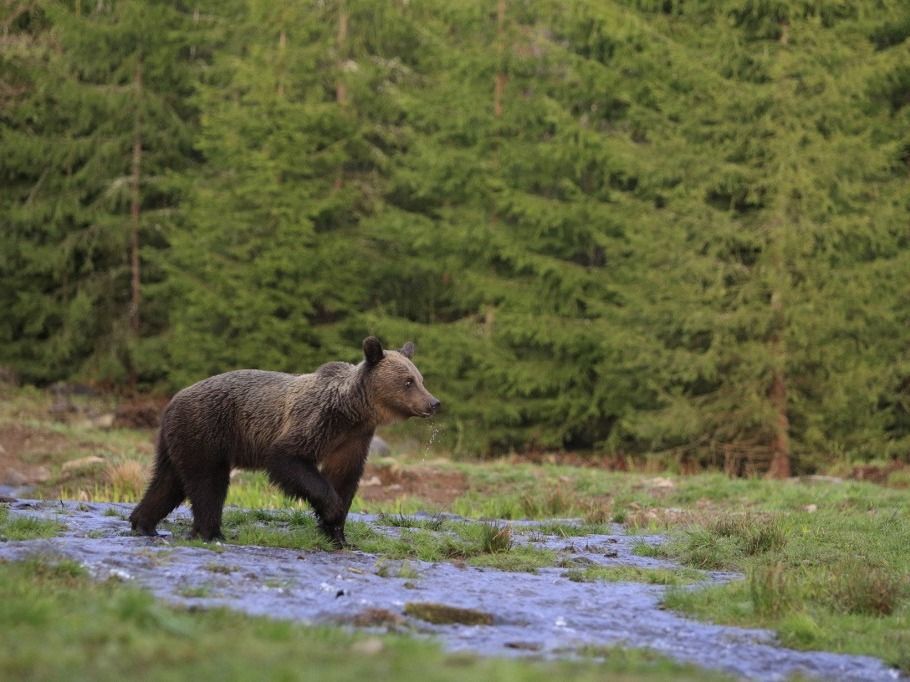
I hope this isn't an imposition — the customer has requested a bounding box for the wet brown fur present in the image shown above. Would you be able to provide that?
[129,337,439,545]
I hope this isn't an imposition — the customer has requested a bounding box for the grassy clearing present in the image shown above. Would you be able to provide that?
[0,507,63,541]
[563,565,705,586]
[0,559,727,682]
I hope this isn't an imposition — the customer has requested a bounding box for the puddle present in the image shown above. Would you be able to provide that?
[0,500,903,682]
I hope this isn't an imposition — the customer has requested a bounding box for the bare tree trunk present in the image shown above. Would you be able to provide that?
[128,57,143,390]
[334,2,349,191]
[766,24,791,479]
[493,0,506,118]
[767,292,791,478]
[277,30,287,97]
[336,1,348,107]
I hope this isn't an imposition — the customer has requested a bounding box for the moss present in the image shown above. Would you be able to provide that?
[404,602,493,626]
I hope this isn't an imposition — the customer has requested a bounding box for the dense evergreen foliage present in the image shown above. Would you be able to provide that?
[2,0,909,469]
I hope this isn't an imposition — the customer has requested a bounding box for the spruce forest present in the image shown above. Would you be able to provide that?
[2,0,910,473]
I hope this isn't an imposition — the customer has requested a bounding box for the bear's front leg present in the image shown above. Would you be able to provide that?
[265,455,347,548]
[317,519,348,548]
[320,436,371,550]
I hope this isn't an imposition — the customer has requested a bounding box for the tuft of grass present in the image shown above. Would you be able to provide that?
[519,521,611,538]
[564,565,705,586]
[631,542,669,559]
[748,562,795,617]
[104,460,148,499]
[177,584,212,599]
[376,560,420,580]
[666,514,787,570]
[376,513,447,531]
[0,510,64,541]
[478,522,513,554]
[826,561,908,617]
[468,546,557,572]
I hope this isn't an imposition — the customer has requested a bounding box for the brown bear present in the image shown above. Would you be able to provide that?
[129,337,440,546]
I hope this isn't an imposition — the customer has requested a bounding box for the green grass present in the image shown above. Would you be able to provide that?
[563,565,705,586]
[353,523,555,571]
[0,507,64,541]
[660,507,910,672]
[0,559,728,681]
[164,508,558,573]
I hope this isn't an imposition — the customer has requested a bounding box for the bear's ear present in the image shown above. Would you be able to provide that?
[400,341,415,359]
[363,336,385,366]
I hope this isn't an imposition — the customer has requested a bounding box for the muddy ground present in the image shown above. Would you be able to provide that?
[0,499,903,682]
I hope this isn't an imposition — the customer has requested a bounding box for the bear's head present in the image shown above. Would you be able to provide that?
[362,336,441,425]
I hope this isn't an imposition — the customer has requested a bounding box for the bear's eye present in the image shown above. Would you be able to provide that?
[404,378,413,389]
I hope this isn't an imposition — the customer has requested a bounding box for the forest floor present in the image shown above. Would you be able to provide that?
[1,383,909,680]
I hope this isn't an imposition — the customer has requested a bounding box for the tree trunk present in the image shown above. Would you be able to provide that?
[128,57,143,390]
[766,24,791,479]
[493,0,506,118]
[767,288,790,479]
[277,30,287,97]
[336,1,348,107]
[334,1,349,191]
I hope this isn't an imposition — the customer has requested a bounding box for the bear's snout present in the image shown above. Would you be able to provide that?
[428,397,441,414]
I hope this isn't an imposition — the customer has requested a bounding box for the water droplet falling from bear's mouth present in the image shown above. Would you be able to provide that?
[422,423,443,461]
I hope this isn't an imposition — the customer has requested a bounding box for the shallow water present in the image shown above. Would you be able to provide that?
[0,500,902,682]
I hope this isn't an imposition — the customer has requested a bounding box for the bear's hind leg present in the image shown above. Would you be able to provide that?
[185,463,230,541]
[130,444,186,536]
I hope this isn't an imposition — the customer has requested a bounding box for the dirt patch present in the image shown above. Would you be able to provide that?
[113,397,169,429]
[850,460,908,485]
[0,423,75,487]
[359,463,468,506]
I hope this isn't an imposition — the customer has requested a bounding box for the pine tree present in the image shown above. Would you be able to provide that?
[0,0,209,384]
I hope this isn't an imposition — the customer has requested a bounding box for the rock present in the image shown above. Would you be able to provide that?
[49,397,76,416]
[505,641,542,651]
[92,413,115,429]
[32,466,50,483]
[0,367,18,385]
[348,608,405,628]
[369,435,391,456]
[62,456,105,473]
[360,475,382,487]
[645,476,676,490]
[351,637,384,655]
[49,381,97,397]
[2,469,28,486]
[799,475,845,485]
[803,504,818,513]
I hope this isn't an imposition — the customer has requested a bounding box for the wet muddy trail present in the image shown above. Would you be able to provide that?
[0,500,902,682]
